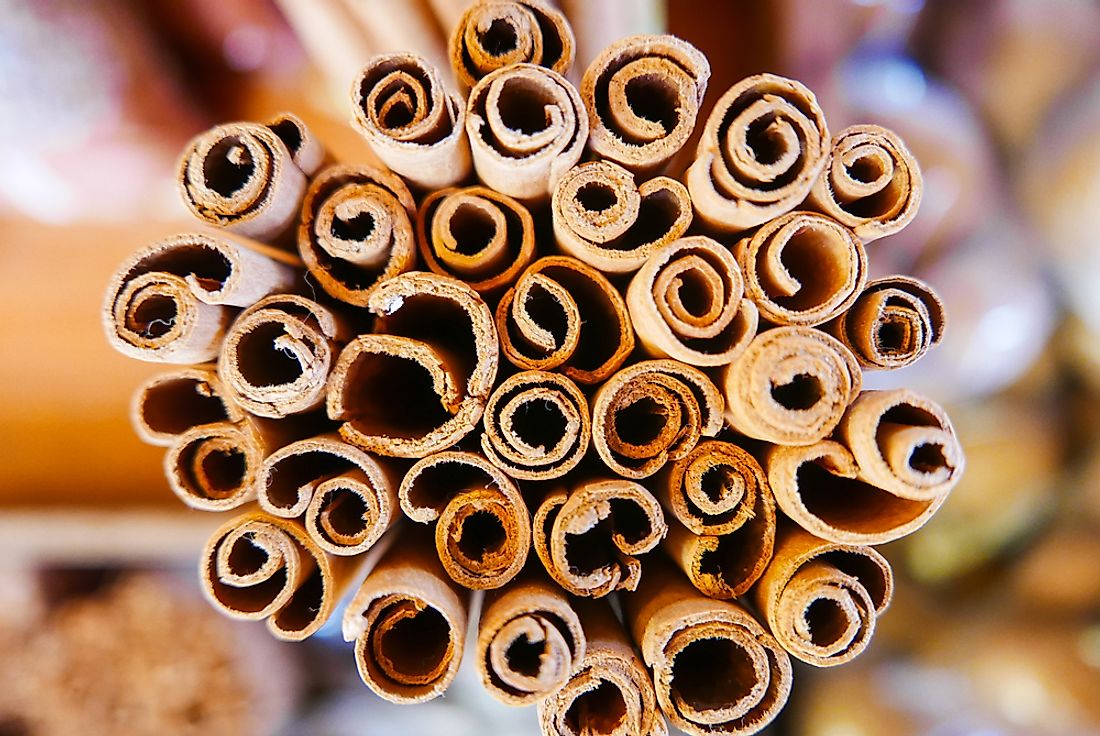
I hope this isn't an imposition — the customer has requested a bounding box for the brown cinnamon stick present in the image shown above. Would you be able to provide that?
[552,161,693,273]
[163,418,275,512]
[686,73,830,232]
[131,366,244,447]
[626,235,758,365]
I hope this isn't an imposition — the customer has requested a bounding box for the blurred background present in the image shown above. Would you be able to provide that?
[2,0,1099,734]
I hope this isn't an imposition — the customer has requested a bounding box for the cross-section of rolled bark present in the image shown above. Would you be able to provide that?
[449,0,574,89]
[686,73,830,232]
[131,366,244,447]
[752,527,893,667]
[465,63,588,200]
[624,556,793,736]
[201,511,348,641]
[297,164,417,307]
[722,327,861,446]
[328,272,498,457]
[497,256,634,384]
[103,232,297,364]
[533,478,667,597]
[351,53,471,190]
[552,161,693,273]
[178,119,310,242]
[267,112,326,176]
[733,211,867,327]
[828,276,945,370]
[342,526,470,703]
[592,360,724,479]
[627,236,757,365]
[417,186,536,294]
[538,599,667,736]
[256,434,399,556]
[477,567,586,705]
[218,295,349,419]
[399,451,530,589]
[580,34,709,175]
[807,124,922,242]
[481,370,590,481]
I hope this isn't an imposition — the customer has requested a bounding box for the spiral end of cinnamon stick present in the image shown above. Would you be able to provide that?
[830,275,946,369]
[165,421,264,511]
[450,0,575,89]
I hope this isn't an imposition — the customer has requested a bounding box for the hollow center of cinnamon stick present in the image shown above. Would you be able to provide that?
[204,138,255,197]
[505,631,549,677]
[498,78,555,135]
[196,448,247,496]
[746,116,788,166]
[770,374,823,411]
[805,598,847,646]
[564,679,627,735]
[771,228,846,310]
[378,605,451,680]
[624,74,679,132]
[614,397,668,445]
[237,323,305,387]
[456,509,507,562]
[331,210,376,242]
[482,19,518,56]
[670,638,755,712]
[511,398,568,450]
[449,203,497,256]
[226,535,269,576]
[576,182,618,213]
[130,296,177,338]
[343,352,452,439]
[909,443,947,474]
[143,379,229,434]
[848,156,885,184]
[700,467,739,505]
[877,319,909,353]
[673,268,714,318]
[322,489,370,538]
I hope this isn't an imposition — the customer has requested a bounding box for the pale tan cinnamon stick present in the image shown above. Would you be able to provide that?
[449,0,575,89]
[687,74,830,232]
[626,235,758,366]
[417,185,536,295]
[552,161,693,273]
[201,511,354,641]
[752,527,893,667]
[465,63,589,200]
[481,370,590,480]
[103,232,297,364]
[581,34,709,176]
[807,124,923,242]
[399,450,530,589]
[827,276,946,370]
[267,112,327,176]
[476,566,586,705]
[591,359,724,479]
[533,478,667,598]
[721,327,861,446]
[218,295,349,419]
[538,599,668,736]
[256,433,400,556]
[297,163,417,307]
[131,366,244,447]
[351,53,471,190]
[624,556,793,736]
[342,526,469,703]
[327,272,498,457]
[497,256,634,384]
[733,211,867,327]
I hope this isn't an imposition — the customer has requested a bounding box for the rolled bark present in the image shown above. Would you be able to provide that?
[327,272,498,457]
[481,370,590,481]
[627,235,758,366]
[552,161,693,273]
[827,275,946,370]
[687,73,830,232]
[733,211,868,327]
[807,124,922,242]
[533,478,667,598]
[476,566,586,705]
[351,52,472,190]
[465,63,588,201]
[103,232,297,364]
[721,327,861,446]
[538,599,668,736]
[266,112,327,176]
[624,556,793,736]
[297,163,417,307]
[752,527,893,667]
[591,359,724,479]
[201,511,351,641]
[581,34,710,176]
[342,526,470,703]
[450,0,575,89]
[218,294,350,419]
[417,185,536,295]
[399,450,531,589]
[131,366,244,447]
[256,433,400,556]
[497,256,634,384]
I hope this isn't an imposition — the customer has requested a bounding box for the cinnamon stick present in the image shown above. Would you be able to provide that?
[351,52,471,190]
[266,112,327,176]
[399,450,531,589]
[103,232,297,364]
[626,235,758,366]
[687,73,830,232]
[552,161,693,273]
[131,366,244,447]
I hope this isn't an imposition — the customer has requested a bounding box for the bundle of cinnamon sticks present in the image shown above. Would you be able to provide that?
[102,2,963,734]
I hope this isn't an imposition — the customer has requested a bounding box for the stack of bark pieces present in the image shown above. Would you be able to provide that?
[102,2,964,734]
